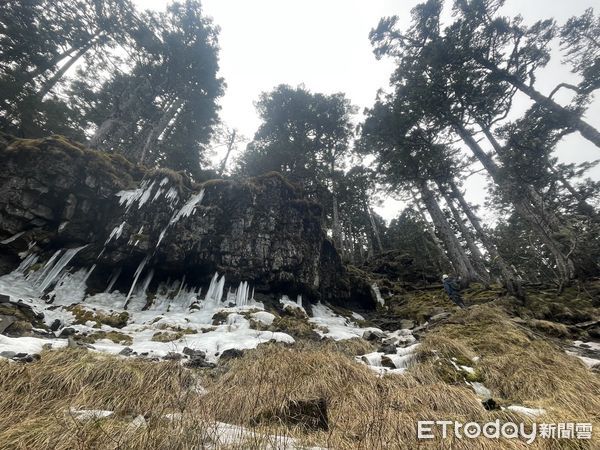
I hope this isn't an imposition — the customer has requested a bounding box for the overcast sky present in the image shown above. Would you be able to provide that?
[134,0,600,222]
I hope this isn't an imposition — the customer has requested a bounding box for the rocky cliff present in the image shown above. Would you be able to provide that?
[0,134,374,309]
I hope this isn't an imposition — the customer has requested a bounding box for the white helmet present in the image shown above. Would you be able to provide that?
[442,274,449,281]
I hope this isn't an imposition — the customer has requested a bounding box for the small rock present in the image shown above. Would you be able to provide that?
[42,343,52,350]
[482,398,500,411]
[0,351,16,359]
[377,344,397,354]
[14,352,27,358]
[0,314,16,334]
[219,348,244,361]
[0,294,10,303]
[164,352,182,360]
[119,347,134,356]
[14,353,40,363]
[363,330,386,341]
[183,347,206,359]
[59,327,76,338]
[185,358,216,369]
[50,319,62,331]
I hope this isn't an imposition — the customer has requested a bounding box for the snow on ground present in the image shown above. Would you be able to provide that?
[0,255,413,365]
[566,340,600,368]
[309,302,382,341]
[355,343,420,376]
[0,334,67,354]
[506,405,546,418]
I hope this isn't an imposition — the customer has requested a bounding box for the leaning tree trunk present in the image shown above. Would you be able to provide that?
[476,58,600,148]
[437,183,490,286]
[419,181,479,285]
[218,130,236,176]
[479,124,566,231]
[36,37,99,100]
[453,121,575,286]
[411,192,453,273]
[138,97,184,163]
[448,180,525,299]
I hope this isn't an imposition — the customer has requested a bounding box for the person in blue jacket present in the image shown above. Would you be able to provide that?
[442,274,466,308]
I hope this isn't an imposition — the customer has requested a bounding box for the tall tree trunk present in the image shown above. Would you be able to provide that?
[36,37,98,100]
[365,231,374,259]
[366,206,383,254]
[453,121,575,286]
[330,161,342,250]
[347,222,356,264]
[138,97,184,163]
[437,183,490,285]
[448,180,525,299]
[476,57,600,148]
[411,192,453,273]
[218,129,236,176]
[419,181,479,284]
[22,45,80,85]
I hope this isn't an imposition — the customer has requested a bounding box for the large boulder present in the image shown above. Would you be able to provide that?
[0,134,375,309]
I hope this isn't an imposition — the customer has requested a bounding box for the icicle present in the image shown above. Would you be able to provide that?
[176,275,186,298]
[204,272,219,301]
[30,249,62,283]
[105,221,126,245]
[157,189,205,246]
[250,286,255,302]
[83,264,96,284]
[38,246,86,292]
[126,255,150,301]
[105,267,122,293]
[170,189,205,224]
[140,268,154,294]
[215,275,225,303]
[16,253,39,273]
[296,294,302,307]
[0,231,25,245]
[235,281,249,306]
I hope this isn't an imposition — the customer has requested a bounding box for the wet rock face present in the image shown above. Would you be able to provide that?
[0,135,373,308]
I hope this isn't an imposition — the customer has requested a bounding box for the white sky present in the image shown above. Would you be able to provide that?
[134,0,600,223]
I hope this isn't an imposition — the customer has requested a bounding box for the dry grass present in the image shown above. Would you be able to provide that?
[0,303,598,448]
[413,305,600,436]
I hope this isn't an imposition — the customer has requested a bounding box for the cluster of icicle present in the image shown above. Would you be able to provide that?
[11,174,256,309]
[17,246,88,293]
